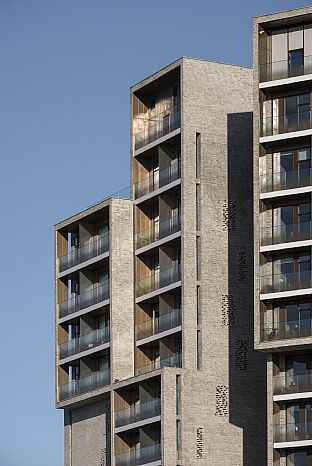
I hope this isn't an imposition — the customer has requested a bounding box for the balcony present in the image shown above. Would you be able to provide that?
[58,369,110,402]
[274,423,312,443]
[261,222,312,247]
[260,55,312,83]
[115,443,161,466]
[260,271,312,294]
[59,326,110,360]
[135,309,182,341]
[134,161,181,199]
[261,319,312,342]
[134,105,181,151]
[262,111,312,137]
[136,353,182,376]
[115,398,161,429]
[58,233,109,274]
[136,265,181,298]
[58,281,109,319]
[260,168,312,193]
[273,374,312,395]
[135,215,181,250]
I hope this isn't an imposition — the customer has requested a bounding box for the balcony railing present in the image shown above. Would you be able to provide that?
[262,111,312,137]
[115,398,161,429]
[134,161,181,199]
[260,270,312,294]
[274,422,312,443]
[273,374,312,395]
[261,222,312,246]
[58,369,110,402]
[134,105,181,151]
[136,353,182,376]
[135,214,181,249]
[58,233,109,273]
[115,443,161,466]
[260,55,312,82]
[260,168,312,193]
[58,281,109,319]
[136,308,182,341]
[136,264,181,298]
[59,326,110,360]
[261,319,312,342]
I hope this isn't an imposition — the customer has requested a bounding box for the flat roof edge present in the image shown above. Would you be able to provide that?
[131,56,252,92]
[55,195,132,230]
[253,5,312,23]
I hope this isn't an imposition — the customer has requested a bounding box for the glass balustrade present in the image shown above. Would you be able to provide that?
[261,222,312,246]
[136,264,181,298]
[135,309,182,341]
[115,398,161,428]
[274,422,312,443]
[261,319,312,342]
[273,374,312,395]
[136,215,181,249]
[262,111,312,137]
[115,443,161,466]
[259,55,312,82]
[58,281,109,318]
[59,326,110,359]
[136,353,182,376]
[58,369,110,401]
[134,105,181,150]
[260,168,312,193]
[134,161,181,199]
[58,233,109,273]
[260,271,312,294]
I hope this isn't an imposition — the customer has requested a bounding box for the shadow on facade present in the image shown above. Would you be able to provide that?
[227,112,267,466]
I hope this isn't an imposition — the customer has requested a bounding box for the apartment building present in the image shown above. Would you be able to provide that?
[254,6,312,466]
[55,58,267,465]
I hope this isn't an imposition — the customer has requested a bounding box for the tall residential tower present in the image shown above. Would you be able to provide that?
[254,6,312,466]
[55,57,269,464]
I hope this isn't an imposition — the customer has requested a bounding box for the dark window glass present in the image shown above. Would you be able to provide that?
[289,49,304,77]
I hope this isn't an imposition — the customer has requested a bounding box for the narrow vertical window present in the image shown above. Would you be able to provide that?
[176,375,181,415]
[196,184,200,232]
[197,330,202,369]
[196,237,200,280]
[196,132,201,178]
[196,285,201,325]
[176,420,181,459]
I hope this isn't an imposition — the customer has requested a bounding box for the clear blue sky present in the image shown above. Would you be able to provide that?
[0,1,307,465]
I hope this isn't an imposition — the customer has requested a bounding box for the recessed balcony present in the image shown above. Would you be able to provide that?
[134,161,181,200]
[274,422,312,443]
[135,308,182,342]
[115,443,161,466]
[135,215,181,250]
[261,223,312,247]
[136,352,182,376]
[58,233,109,274]
[59,326,110,360]
[261,319,312,342]
[58,281,109,319]
[260,56,312,83]
[136,265,181,299]
[115,398,161,429]
[262,111,312,138]
[260,271,312,294]
[134,105,181,151]
[273,374,312,396]
[260,169,312,194]
[58,368,110,402]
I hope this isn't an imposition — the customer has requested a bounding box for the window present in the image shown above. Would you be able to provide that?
[196,132,201,178]
[289,49,304,76]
